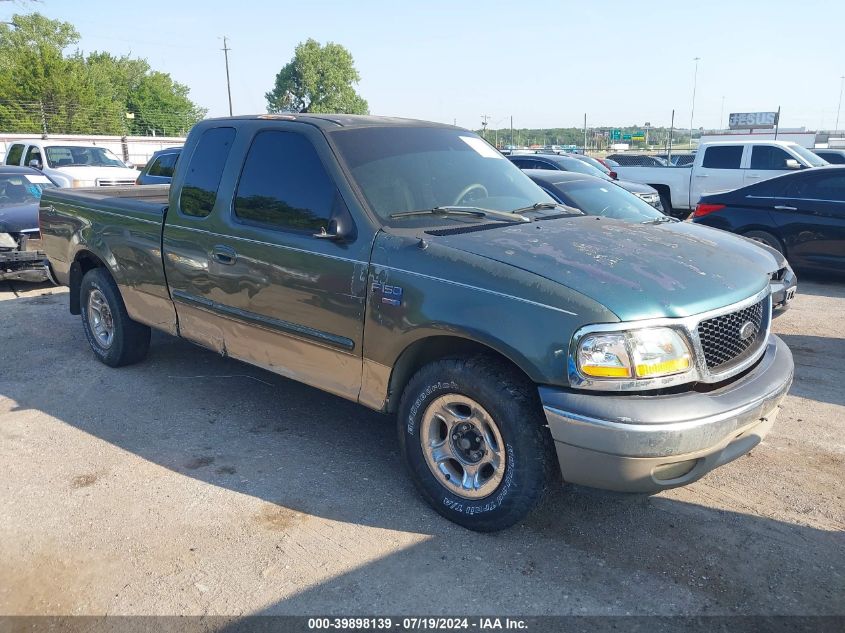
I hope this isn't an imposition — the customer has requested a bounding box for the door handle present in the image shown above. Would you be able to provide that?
[774,205,797,211]
[746,174,761,179]
[695,174,708,178]
[211,245,237,265]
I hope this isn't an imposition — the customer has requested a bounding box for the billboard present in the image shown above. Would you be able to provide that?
[728,112,779,129]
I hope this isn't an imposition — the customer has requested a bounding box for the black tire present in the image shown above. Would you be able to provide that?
[656,188,673,216]
[397,355,557,532]
[79,268,151,367]
[743,230,785,256]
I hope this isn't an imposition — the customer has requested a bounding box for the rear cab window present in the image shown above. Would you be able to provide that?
[701,146,743,169]
[179,128,236,218]
[4,144,24,166]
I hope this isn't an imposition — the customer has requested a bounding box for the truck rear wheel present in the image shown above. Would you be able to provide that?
[80,268,150,367]
[398,356,557,531]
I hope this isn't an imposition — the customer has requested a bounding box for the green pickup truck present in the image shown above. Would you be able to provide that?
[40,115,794,531]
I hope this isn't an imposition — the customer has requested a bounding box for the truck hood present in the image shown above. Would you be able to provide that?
[0,202,38,233]
[48,166,140,181]
[433,217,777,321]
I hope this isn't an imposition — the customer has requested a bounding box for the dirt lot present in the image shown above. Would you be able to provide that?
[0,277,843,617]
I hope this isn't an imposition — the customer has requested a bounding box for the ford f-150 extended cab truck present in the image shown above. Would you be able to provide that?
[614,140,827,215]
[40,115,794,531]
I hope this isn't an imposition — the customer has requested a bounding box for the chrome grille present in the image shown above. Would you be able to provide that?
[96,179,136,187]
[697,298,768,371]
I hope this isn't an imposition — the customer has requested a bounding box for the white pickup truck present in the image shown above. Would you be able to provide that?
[613,140,828,215]
[4,140,140,188]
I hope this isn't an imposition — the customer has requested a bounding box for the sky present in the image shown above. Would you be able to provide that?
[8,0,845,131]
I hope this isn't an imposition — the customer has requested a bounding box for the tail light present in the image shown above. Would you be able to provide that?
[693,203,725,218]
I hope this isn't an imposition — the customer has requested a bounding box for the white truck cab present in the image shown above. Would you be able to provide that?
[3,140,140,188]
[613,140,828,214]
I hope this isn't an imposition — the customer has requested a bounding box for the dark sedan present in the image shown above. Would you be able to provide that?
[691,166,845,274]
[812,149,845,165]
[507,152,664,211]
[136,147,181,185]
[527,169,797,310]
[0,166,57,282]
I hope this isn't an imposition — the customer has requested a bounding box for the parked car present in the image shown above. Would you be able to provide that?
[136,147,182,185]
[568,153,619,179]
[692,165,845,274]
[606,154,668,167]
[0,166,57,282]
[4,140,140,188]
[812,148,845,165]
[507,152,664,211]
[526,169,796,311]
[656,154,696,167]
[41,115,793,532]
[612,140,829,215]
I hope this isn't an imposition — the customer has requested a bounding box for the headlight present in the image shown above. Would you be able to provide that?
[576,327,692,380]
[72,179,96,188]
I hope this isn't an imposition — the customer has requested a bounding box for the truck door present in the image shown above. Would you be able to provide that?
[744,145,797,187]
[163,122,369,402]
[691,145,745,205]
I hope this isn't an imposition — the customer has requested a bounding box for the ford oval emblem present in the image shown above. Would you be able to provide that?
[739,321,756,341]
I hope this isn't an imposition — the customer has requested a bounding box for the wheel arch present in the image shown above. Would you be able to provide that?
[384,333,538,413]
[68,249,111,315]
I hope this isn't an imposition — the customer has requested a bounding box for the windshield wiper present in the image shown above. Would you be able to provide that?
[641,215,678,224]
[511,201,583,216]
[389,206,531,223]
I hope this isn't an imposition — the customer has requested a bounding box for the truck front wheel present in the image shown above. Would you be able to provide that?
[398,356,557,531]
[80,268,151,367]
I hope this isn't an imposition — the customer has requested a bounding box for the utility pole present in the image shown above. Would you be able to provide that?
[510,116,513,148]
[222,36,233,116]
[583,113,587,153]
[836,75,845,133]
[720,96,726,130]
[774,106,781,140]
[480,114,490,139]
[690,57,700,148]
[668,109,675,164]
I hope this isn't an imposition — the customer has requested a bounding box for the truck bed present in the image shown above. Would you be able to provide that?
[44,185,170,221]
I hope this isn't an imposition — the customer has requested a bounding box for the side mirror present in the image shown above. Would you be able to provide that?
[313,221,344,241]
[313,198,356,242]
[28,159,42,170]
[785,159,802,170]
[609,171,618,180]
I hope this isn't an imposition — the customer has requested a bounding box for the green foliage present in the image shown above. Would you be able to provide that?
[266,39,368,115]
[0,13,207,135]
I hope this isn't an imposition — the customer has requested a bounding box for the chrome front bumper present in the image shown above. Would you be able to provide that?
[541,335,794,492]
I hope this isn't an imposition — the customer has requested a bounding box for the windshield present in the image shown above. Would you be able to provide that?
[556,180,663,221]
[0,173,56,208]
[790,145,828,167]
[45,146,127,169]
[328,127,553,224]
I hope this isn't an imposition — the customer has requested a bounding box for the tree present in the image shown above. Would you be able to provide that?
[0,12,206,135]
[266,39,368,115]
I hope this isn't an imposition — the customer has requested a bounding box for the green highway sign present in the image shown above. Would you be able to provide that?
[610,129,622,141]
[622,134,632,140]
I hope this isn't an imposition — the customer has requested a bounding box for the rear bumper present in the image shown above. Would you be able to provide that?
[541,335,793,492]
[0,250,50,283]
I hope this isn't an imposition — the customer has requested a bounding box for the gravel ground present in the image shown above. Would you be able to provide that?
[0,277,842,617]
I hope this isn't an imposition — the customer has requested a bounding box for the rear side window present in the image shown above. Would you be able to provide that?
[179,127,236,218]
[702,146,743,169]
[750,146,793,170]
[234,130,335,232]
[5,144,24,166]
[148,153,178,177]
[785,174,845,202]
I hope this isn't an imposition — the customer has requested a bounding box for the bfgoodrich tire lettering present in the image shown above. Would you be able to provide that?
[80,268,151,367]
[398,355,557,531]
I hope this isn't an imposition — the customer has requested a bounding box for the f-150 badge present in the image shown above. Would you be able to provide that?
[371,281,404,306]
